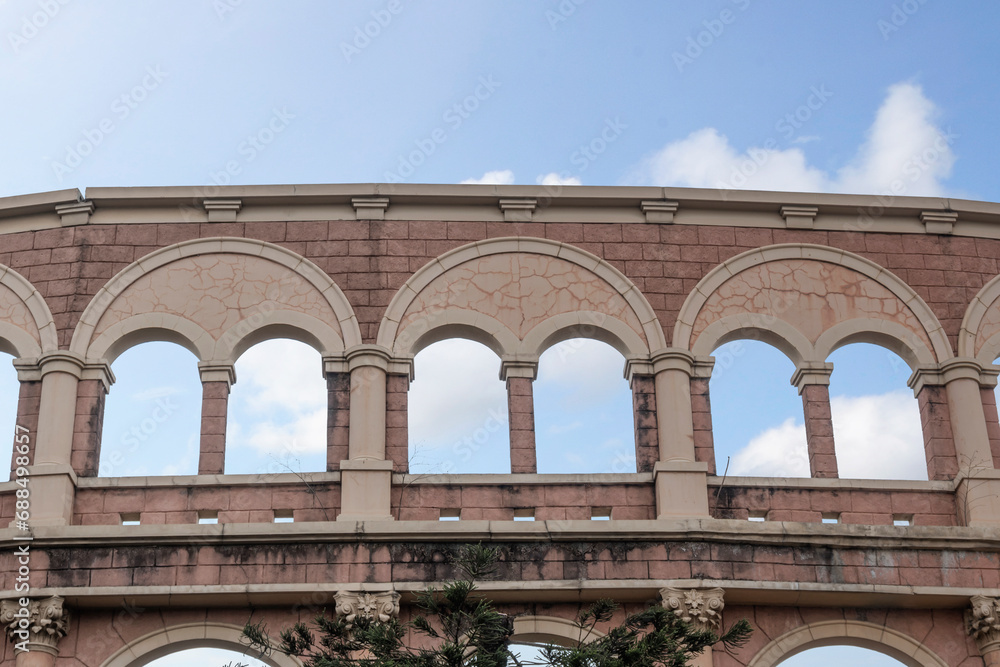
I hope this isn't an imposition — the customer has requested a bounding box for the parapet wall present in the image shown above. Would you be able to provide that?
[2,184,1000,666]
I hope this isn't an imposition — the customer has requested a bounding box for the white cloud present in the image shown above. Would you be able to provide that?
[631,82,954,196]
[461,169,515,185]
[728,390,926,480]
[536,339,628,407]
[537,172,582,186]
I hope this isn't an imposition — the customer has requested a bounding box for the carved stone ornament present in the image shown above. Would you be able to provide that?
[1,596,70,655]
[967,595,1000,654]
[660,587,725,634]
[334,590,401,625]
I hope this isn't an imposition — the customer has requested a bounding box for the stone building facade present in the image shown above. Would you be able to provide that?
[1,183,1000,666]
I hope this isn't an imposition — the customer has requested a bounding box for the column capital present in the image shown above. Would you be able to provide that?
[345,345,392,372]
[1,595,70,655]
[335,590,400,625]
[967,595,1000,655]
[790,362,834,394]
[198,362,236,386]
[660,587,725,634]
[908,358,1000,394]
[37,351,86,379]
[500,359,538,381]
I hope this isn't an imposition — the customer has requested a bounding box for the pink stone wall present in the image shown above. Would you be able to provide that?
[326,371,351,470]
[70,379,106,477]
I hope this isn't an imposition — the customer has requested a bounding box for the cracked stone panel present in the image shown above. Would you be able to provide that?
[691,259,933,355]
[0,283,40,343]
[398,253,645,342]
[93,254,341,341]
[974,302,1000,359]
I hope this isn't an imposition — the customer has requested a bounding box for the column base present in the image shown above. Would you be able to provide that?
[337,459,394,522]
[11,464,77,528]
[654,460,710,520]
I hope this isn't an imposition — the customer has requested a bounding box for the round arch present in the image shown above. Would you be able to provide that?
[70,238,362,365]
[0,263,58,358]
[693,314,816,366]
[511,615,605,647]
[99,622,302,667]
[673,244,952,366]
[377,237,667,359]
[747,620,948,667]
[960,272,1000,363]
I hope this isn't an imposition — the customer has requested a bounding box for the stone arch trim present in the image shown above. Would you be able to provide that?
[0,263,57,358]
[99,622,302,667]
[70,237,362,363]
[960,272,1000,363]
[673,244,952,367]
[747,620,948,667]
[377,237,667,358]
[511,614,605,647]
[692,314,816,366]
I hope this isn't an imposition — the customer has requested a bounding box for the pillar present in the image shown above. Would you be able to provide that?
[197,363,235,476]
[338,345,396,522]
[968,596,1000,666]
[69,370,110,478]
[27,353,86,527]
[661,587,725,667]
[0,596,69,666]
[631,374,659,473]
[644,349,710,519]
[690,374,717,474]
[385,373,410,472]
[501,361,537,474]
[324,362,351,471]
[791,362,838,478]
[9,361,42,482]
[911,359,1000,526]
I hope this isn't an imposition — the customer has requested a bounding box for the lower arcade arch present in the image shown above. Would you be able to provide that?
[100,623,301,667]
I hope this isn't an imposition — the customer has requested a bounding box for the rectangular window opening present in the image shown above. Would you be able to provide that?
[439,509,461,521]
[748,511,767,522]
[197,511,219,525]
[591,507,612,521]
[513,508,535,522]
[892,514,913,526]
[120,512,141,526]
[821,512,840,524]
[274,510,294,523]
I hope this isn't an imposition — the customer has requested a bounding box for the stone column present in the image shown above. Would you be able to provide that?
[912,359,1000,526]
[28,353,86,527]
[1,596,69,666]
[9,361,42,482]
[661,587,725,667]
[501,361,537,474]
[69,366,112,478]
[197,363,235,476]
[967,595,1000,666]
[324,358,351,471]
[644,349,710,519]
[338,345,395,522]
[791,362,838,478]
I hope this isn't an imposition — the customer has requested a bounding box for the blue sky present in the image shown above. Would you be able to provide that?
[4,2,1000,664]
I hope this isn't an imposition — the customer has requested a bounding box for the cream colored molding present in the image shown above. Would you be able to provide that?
[203,198,242,222]
[0,595,69,656]
[967,595,1000,656]
[660,587,725,634]
[12,357,41,382]
[921,210,957,235]
[641,200,679,224]
[345,344,392,372]
[498,198,536,221]
[651,348,697,376]
[908,357,1000,394]
[780,205,818,229]
[500,359,538,381]
[198,362,236,386]
[790,361,834,393]
[352,196,390,220]
[691,356,715,379]
[81,360,115,391]
[55,200,94,227]
[334,590,401,624]
[37,351,86,379]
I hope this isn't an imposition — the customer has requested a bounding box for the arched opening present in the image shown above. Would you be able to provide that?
[408,339,509,474]
[710,339,808,477]
[534,338,634,474]
[101,341,201,477]
[226,338,326,475]
[145,647,272,666]
[778,645,909,666]
[0,352,16,479]
[827,343,926,480]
